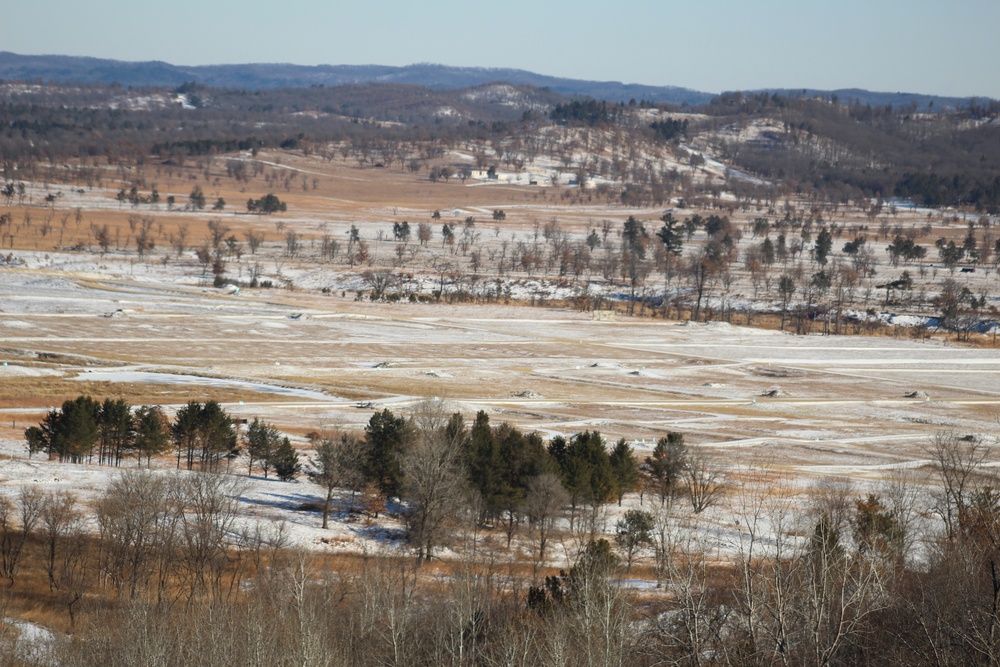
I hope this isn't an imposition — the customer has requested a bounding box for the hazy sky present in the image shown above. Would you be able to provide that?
[4,0,998,98]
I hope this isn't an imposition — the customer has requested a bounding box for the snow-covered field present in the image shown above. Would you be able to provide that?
[3,256,998,564]
[5,256,999,437]
[0,197,995,638]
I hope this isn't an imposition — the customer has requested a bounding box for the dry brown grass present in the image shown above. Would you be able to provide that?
[0,376,314,412]
[2,148,568,256]
[0,536,102,635]
[0,531,382,636]
[4,147,992,356]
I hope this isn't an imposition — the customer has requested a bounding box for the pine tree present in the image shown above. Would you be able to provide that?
[172,401,202,470]
[495,425,552,546]
[273,437,300,481]
[646,432,687,505]
[171,401,236,471]
[53,396,100,463]
[657,212,684,256]
[246,417,281,478]
[197,401,237,472]
[466,411,502,519]
[97,397,133,466]
[558,431,613,531]
[364,409,412,499]
[189,185,206,210]
[133,405,170,466]
[814,228,833,265]
[615,509,654,573]
[609,439,640,506]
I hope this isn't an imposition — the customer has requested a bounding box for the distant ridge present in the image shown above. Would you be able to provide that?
[0,52,985,110]
[752,88,976,112]
[0,52,712,105]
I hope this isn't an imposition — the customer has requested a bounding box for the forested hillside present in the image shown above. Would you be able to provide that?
[3,79,997,211]
[702,92,1000,212]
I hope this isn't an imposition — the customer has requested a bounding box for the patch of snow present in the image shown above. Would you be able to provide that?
[0,365,63,378]
[4,617,56,665]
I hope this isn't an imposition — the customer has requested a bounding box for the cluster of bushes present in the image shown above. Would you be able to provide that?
[245,193,286,214]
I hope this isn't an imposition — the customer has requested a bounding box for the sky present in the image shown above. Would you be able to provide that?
[4,0,998,99]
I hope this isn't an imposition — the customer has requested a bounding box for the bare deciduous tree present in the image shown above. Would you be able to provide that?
[524,472,568,562]
[686,448,723,513]
[174,473,247,601]
[40,490,81,590]
[95,470,175,599]
[930,431,989,539]
[245,228,264,254]
[0,487,43,586]
[310,431,366,528]
[402,401,468,562]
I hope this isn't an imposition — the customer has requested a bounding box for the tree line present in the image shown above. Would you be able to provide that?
[304,405,716,562]
[23,396,298,476]
[24,397,722,565]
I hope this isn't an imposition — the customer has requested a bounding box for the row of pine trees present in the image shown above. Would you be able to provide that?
[24,398,706,548]
[24,396,299,477]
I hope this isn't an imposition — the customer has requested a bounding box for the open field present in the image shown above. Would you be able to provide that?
[3,259,998,494]
[3,146,1000,556]
[5,140,1000,304]
[1,257,998,611]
